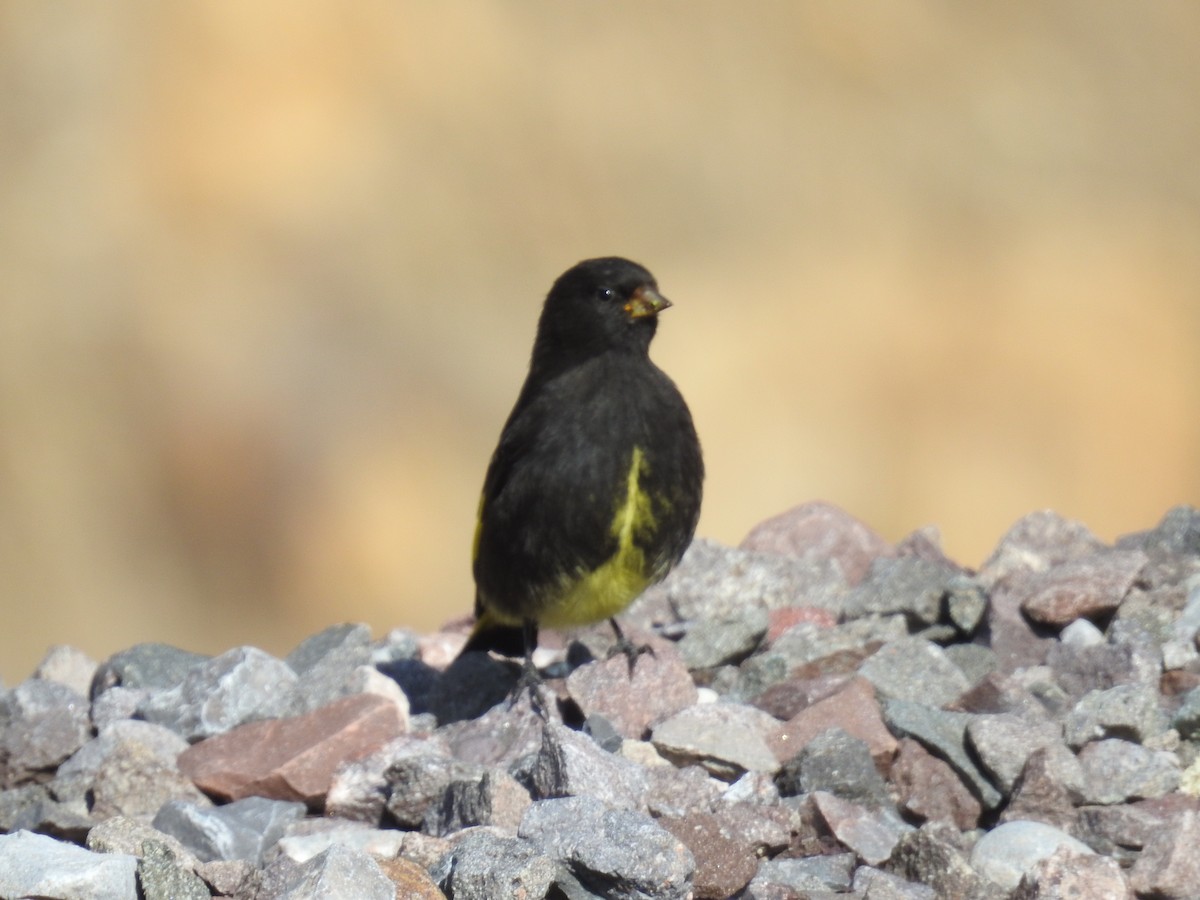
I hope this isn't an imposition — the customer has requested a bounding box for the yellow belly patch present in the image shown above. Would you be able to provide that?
[541,446,657,628]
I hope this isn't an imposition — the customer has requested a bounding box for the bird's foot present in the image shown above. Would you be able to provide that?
[508,657,552,719]
[605,619,655,676]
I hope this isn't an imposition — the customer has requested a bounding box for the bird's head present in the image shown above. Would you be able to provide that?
[533,257,671,369]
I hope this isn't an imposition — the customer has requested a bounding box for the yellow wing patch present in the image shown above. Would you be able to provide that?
[471,491,485,563]
[541,446,658,628]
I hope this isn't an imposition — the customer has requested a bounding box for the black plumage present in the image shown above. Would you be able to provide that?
[463,257,703,663]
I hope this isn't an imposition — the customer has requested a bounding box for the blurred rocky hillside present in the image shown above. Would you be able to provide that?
[2,2,1197,681]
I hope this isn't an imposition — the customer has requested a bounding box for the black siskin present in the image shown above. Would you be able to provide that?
[462,257,703,669]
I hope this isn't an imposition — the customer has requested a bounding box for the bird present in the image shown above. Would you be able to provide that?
[461,257,703,679]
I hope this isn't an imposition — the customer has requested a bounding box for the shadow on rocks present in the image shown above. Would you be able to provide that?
[425,653,521,725]
[374,657,441,716]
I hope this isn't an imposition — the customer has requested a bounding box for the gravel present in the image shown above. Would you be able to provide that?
[0,501,1197,898]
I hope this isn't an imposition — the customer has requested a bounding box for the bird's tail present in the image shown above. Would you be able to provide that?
[460,610,532,659]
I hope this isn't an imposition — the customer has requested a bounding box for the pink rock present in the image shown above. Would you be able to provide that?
[978,511,1107,588]
[892,738,981,831]
[1014,847,1132,900]
[811,791,905,865]
[659,812,759,900]
[765,607,837,645]
[769,677,897,770]
[566,636,697,739]
[740,501,892,586]
[1019,551,1148,627]
[179,694,406,809]
[1129,809,1200,898]
[751,673,853,721]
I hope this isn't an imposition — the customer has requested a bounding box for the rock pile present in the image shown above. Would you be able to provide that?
[2,502,1199,899]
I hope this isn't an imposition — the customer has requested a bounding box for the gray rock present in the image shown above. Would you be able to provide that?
[969,820,1094,891]
[0,829,138,900]
[746,854,856,894]
[431,829,555,900]
[676,607,769,669]
[531,721,648,810]
[441,688,549,769]
[965,715,1066,793]
[812,791,911,865]
[776,728,890,803]
[771,614,909,669]
[519,796,694,900]
[192,858,259,897]
[946,577,989,636]
[0,678,93,785]
[887,823,1004,900]
[1172,685,1200,739]
[259,843,396,900]
[59,719,191,779]
[1059,619,1106,647]
[858,638,971,707]
[852,867,937,899]
[638,763,720,820]
[382,740,485,830]
[1116,505,1200,559]
[0,781,92,840]
[1075,738,1180,804]
[90,686,147,729]
[56,720,208,821]
[882,700,1003,809]
[1171,578,1200,638]
[95,742,211,821]
[841,556,960,628]
[1107,586,1179,649]
[137,840,212,900]
[942,644,998,689]
[286,623,370,675]
[967,667,1070,721]
[725,652,790,702]
[629,538,847,631]
[285,623,375,714]
[370,627,422,665]
[651,702,780,781]
[139,646,299,741]
[85,815,201,871]
[91,643,210,697]
[325,734,451,825]
[34,645,99,698]
[1161,635,1198,671]
[1064,683,1166,748]
[152,796,307,864]
[424,769,531,835]
[273,818,405,864]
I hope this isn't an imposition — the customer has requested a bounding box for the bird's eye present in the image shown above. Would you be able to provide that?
[596,287,617,303]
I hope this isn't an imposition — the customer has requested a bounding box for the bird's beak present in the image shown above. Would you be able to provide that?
[624,285,672,319]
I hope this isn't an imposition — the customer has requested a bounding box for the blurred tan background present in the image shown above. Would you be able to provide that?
[2,2,1198,683]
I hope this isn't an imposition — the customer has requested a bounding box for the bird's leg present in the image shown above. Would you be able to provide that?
[606,617,654,675]
[510,618,550,717]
